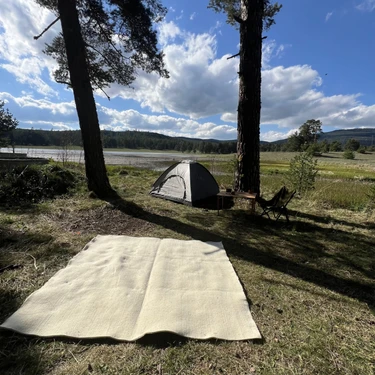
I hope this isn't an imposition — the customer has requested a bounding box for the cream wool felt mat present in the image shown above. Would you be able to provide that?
[1,235,261,341]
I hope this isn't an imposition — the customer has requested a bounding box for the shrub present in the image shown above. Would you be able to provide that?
[329,141,342,152]
[306,143,322,156]
[345,138,360,151]
[366,183,375,209]
[343,150,355,159]
[0,164,83,206]
[287,152,318,195]
[357,146,366,154]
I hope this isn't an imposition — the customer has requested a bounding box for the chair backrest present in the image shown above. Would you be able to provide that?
[275,188,296,208]
[269,186,287,206]
[257,186,286,208]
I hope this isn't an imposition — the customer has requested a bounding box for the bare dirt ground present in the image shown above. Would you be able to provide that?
[56,205,157,236]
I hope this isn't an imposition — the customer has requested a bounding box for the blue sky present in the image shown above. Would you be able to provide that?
[1,0,375,141]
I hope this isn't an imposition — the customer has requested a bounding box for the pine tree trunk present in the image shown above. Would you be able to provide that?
[57,0,115,198]
[235,0,263,194]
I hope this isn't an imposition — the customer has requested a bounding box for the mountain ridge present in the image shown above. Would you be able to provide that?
[6,127,375,152]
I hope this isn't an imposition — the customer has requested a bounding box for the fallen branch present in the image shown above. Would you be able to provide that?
[26,253,38,270]
[68,349,79,363]
[10,252,38,270]
[17,165,28,179]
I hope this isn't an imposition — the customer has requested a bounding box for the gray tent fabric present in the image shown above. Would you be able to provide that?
[150,160,219,206]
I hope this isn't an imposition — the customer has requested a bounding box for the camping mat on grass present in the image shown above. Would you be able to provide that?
[1,235,261,341]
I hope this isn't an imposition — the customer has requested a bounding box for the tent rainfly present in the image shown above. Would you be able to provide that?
[150,160,219,206]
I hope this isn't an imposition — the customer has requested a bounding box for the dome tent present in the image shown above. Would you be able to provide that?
[150,160,219,206]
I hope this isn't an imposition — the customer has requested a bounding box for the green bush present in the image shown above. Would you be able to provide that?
[0,164,83,206]
[345,139,360,151]
[329,141,342,152]
[306,143,322,156]
[343,150,355,159]
[287,152,318,195]
[366,183,375,209]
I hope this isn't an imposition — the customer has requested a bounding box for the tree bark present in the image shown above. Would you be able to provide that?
[57,0,115,198]
[235,0,264,194]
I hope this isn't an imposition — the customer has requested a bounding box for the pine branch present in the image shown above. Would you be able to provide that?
[227,52,240,60]
[94,20,125,63]
[56,77,110,100]
[233,15,244,24]
[34,17,60,40]
[85,43,114,67]
[99,87,111,100]
[56,80,71,86]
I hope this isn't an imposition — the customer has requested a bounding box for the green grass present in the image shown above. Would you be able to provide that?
[1,154,374,375]
[205,152,375,210]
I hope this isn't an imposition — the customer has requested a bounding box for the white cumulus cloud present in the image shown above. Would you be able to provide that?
[104,26,239,119]
[0,0,59,96]
[0,92,237,139]
[261,129,298,142]
[2,7,375,142]
[97,106,237,139]
[158,21,182,46]
[356,0,375,11]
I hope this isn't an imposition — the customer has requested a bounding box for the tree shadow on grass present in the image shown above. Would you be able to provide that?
[0,332,49,375]
[0,217,262,365]
[107,197,375,310]
[289,209,375,230]
[1,197,374,370]
[0,224,80,374]
[0,290,50,375]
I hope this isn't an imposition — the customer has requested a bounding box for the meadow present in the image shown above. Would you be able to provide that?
[0,151,374,375]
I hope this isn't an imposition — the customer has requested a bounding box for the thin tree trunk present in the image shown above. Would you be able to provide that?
[57,0,115,198]
[235,0,263,194]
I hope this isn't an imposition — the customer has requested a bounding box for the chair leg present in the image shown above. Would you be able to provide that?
[260,209,271,219]
[275,207,289,222]
[284,208,290,222]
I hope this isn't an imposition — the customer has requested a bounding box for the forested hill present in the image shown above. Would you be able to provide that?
[10,129,237,154]
[7,127,375,153]
[319,128,375,146]
[272,128,375,146]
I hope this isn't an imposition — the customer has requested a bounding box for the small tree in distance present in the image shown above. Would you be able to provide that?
[287,152,318,196]
[0,101,18,150]
[329,141,342,152]
[345,138,360,151]
[286,119,323,152]
[343,149,355,160]
[300,119,322,144]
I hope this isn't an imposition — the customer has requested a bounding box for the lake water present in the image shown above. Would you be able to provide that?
[0,147,199,171]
